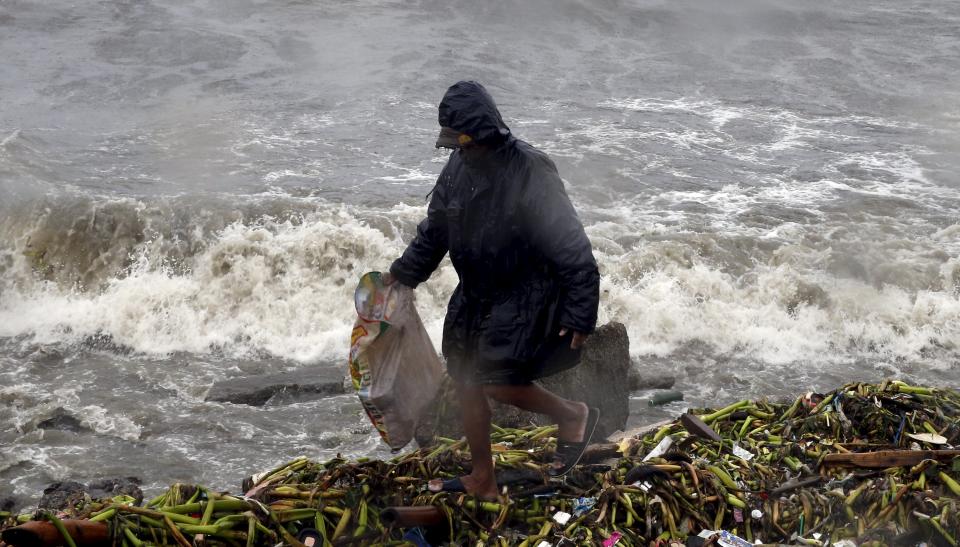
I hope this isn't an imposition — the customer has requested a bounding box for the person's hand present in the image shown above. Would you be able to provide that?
[382,271,411,289]
[558,328,588,349]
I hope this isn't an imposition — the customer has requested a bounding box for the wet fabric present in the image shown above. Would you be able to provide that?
[390,81,600,385]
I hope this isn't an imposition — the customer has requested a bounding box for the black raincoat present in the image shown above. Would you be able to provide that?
[390,81,600,385]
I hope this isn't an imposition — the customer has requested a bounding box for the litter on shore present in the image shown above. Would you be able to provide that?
[2,380,960,546]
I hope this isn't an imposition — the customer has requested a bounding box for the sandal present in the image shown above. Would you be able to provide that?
[427,476,498,500]
[296,528,323,547]
[549,406,600,477]
[428,476,468,494]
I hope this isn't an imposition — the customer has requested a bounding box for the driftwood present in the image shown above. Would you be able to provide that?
[822,449,960,468]
[680,413,722,442]
[769,476,826,496]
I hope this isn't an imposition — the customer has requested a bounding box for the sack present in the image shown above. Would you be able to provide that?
[348,272,443,450]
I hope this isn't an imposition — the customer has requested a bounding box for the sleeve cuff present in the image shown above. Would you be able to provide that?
[388,262,421,289]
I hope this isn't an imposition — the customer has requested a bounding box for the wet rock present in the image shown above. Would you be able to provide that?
[37,407,89,433]
[627,361,676,391]
[87,478,143,505]
[415,322,632,446]
[36,478,143,512]
[206,364,347,406]
[538,322,632,438]
[27,347,65,368]
[38,481,87,511]
[0,496,19,513]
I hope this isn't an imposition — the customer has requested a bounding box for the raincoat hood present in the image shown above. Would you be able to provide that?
[438,81,511,145]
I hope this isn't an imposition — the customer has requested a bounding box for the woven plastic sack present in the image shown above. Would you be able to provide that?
[348,272,443,450]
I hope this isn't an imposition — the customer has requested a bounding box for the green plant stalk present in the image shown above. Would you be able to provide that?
[125,516,240,539]
[748,409,775,420]
[45,512,78,547]
[779,395,804,421]
[939,472,960,497]
[163,499,251,514]
[929,517,959,547]
[210,513,250,527]
[132,515,166,529]
[89,508,117,522]
[315,510,332,547]
[354,500,368,537]
[275,508,320,523]
[707,465,739,491]
[699,400,751,424]
[331,507,351,540]
[652,424,676,443]
[176,523,232,535]
[809,393,835,415]
[783,456,802,472]
[463,499,506,513]
[245,516,256,547]
[162,514,193,547]
[145,493,166,508]
[114,505,201,525]
[123,526,143,547]
[185,487,201,505]
[201,490,216,526]
[262,457,309,483]
[891,382,933,396]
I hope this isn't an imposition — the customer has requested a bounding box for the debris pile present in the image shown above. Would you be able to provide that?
[2,380,960,546]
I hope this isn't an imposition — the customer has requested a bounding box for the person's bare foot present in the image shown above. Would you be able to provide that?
[551,402,590,473]
[556,401,589,443]
[428,474,499,500]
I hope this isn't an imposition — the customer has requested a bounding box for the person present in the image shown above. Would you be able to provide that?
[387,81,601,500]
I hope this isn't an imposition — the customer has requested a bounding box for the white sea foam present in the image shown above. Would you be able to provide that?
[0,445,70,490]
[0,199,456,364]
[263,168,323,183]
[372,158,437,183]
[0,382,143,441]
[76,404,143,442]
[0,190,956,369]
[0,129,21,148]
[599,258,960,365]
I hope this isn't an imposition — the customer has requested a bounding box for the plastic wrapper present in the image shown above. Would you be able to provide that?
[349,272,443,450]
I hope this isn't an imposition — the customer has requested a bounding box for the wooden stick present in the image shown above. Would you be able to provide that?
[822,450,960,468]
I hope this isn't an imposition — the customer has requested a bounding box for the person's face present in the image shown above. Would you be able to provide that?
[459,142,490,167]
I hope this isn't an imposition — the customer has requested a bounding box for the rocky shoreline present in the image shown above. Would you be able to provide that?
[3,380,960,546]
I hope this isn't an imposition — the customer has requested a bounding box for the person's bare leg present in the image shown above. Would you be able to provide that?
[428,382,498,499]
[483,383,589,442]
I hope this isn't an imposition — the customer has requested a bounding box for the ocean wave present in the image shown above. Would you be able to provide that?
[0,382,143,442]
[0,193,957,366]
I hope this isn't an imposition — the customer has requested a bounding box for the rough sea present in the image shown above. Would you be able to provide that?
[1,0,958,505]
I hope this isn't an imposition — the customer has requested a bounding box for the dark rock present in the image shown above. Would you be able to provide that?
[0,496,19,513]
[37,478,144,511]
[415,322,632,446]
[206,364,347,406]
[539,322,632,438]
[39,481,87,511]
[87,477,143,505]
[627,360,676,391]
[37,407,90,433]
[27,347,65,368]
